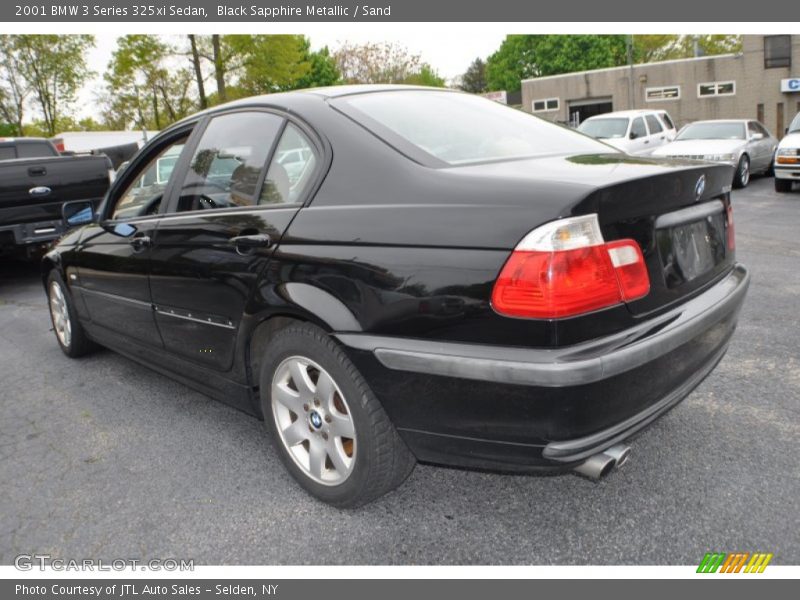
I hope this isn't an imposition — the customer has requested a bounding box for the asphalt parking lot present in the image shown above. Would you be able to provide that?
[1,175,798,566]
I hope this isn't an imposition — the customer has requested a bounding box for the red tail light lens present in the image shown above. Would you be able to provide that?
[491,215,650,319]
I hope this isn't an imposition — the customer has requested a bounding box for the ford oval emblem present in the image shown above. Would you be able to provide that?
[695,175,706,200]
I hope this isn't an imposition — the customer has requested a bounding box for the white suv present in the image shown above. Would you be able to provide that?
[577,109,678,155]
[774,112,800,193]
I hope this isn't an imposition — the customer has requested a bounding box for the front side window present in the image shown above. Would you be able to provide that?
[336,91,611,166]
[788,112,800,134]
[260,123,318,205]
[175,111,283,212]
[631,117,647,139]
[110,136,188,221]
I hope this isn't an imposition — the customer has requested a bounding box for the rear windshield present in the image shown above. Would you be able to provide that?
[676,122,746,140]
[578,118,629,139]
[335,90,612,165]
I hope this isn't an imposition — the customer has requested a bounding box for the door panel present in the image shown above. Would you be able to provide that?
[149,209,298,369]
[74,219,161,345]
[71,128,196,348]
[149,111,318,371]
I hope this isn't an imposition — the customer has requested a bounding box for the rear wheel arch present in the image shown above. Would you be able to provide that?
[247,313,331,413]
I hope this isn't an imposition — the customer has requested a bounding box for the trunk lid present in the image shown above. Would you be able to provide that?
[449,152,736,318]
[586,159,735,316]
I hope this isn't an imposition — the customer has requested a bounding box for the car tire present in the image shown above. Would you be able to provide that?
[46,270,95,358]
[733,155,750,189]
[259,322,416,507]
[775,178,793,193]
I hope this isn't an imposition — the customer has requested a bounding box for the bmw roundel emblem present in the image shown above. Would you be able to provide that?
[309,411,323,429]
[695,175,706,200]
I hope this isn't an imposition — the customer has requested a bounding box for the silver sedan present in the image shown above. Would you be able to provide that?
[651,119,779,188]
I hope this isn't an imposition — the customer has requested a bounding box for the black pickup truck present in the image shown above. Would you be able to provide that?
[0,138,113,258]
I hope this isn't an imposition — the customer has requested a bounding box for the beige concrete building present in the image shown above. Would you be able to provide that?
[521,35,800,136]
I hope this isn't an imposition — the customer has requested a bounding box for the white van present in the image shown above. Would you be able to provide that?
[577,109,677,155]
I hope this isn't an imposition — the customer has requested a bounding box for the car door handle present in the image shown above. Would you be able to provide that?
[28,166,46,177]
[228,233,272,248]
[129,235,152,249]
[644,140,650,144]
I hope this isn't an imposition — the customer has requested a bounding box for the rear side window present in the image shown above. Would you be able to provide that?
[645,114,663,134]
[175,111,284,212]
[260,124,318,205]
[631,117,647,139]
[659,112,675,130]
[16,142,56,158]
[336,90,610,166]
[0,146,15,160]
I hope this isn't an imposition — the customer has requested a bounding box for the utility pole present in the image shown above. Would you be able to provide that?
[627,35,635,109]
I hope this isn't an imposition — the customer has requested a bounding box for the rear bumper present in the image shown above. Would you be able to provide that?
[337,264,749,471]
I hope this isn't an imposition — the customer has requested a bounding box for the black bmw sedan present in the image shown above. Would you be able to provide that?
[43,86,749,507]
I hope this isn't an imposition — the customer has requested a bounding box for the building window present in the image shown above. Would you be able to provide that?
[757,103,765,125]
[532,98,559,112]
[698,81,736,98]
[764,35,791,69]
[645,86,680,102]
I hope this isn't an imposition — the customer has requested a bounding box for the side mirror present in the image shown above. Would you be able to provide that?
[62,200,95,227]
[751,132,765,141]
[629,131,638,140]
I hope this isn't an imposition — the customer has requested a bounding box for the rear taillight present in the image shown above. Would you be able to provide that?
[491,214,650,319]
[726,201,735,250]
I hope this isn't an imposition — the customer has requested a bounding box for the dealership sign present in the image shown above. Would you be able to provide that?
[781,78,800,92]
[482,91,508,104]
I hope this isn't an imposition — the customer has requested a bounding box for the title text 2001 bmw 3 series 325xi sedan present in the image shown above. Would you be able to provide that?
[43,86,749,507]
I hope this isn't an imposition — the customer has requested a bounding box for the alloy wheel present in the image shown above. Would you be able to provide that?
[739,158,750,186]
[271,356,356,486]
[49,281,72,348]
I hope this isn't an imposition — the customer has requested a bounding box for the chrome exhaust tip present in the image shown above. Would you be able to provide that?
[602,444,631,468]
[572,444,632,480]
[572,453,617,480]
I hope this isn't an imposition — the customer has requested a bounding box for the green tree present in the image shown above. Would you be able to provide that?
[0,37,30,135]
[633,34,742,62]
[486,35,628,92]
[103,35,195,130]
[294,42,340,89]
[333,41,423,84]
[459,58,487,94]
[11,34,95,136]
[402,64,446,87]
[229,35,311,95]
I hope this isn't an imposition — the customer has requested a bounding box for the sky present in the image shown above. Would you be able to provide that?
[79,31,507,118]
